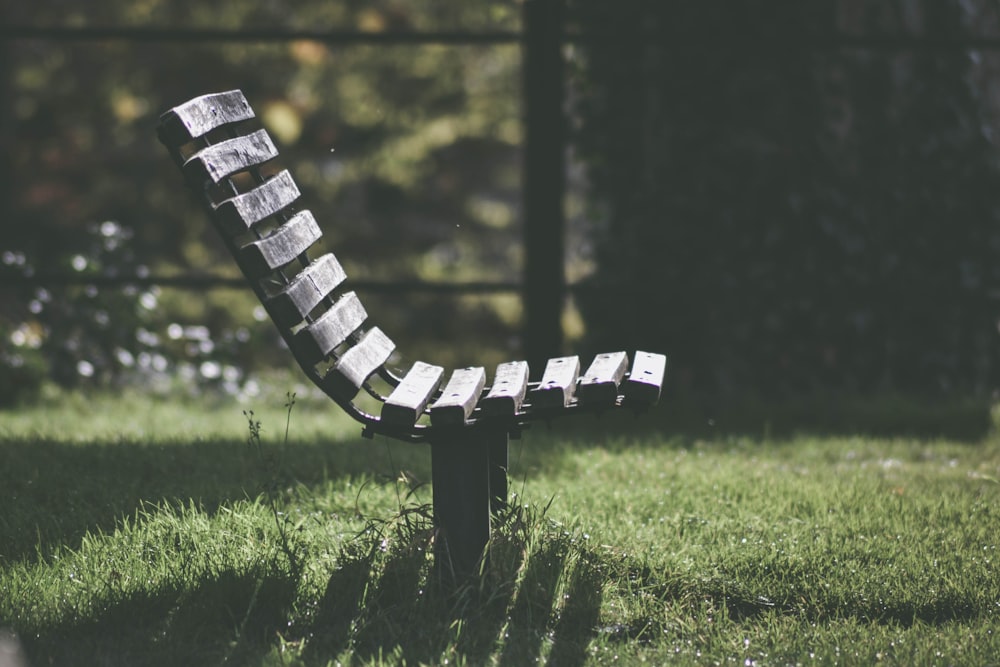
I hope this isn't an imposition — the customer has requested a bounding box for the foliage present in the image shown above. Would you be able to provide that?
[0,329,46,406]
[0,221,278,404]
[570,0,1000,396]
[1,394,999,664]
[1,0,524,398]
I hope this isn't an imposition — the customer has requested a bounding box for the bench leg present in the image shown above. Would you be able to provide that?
[431,429,509,582]
[489,430,509,516]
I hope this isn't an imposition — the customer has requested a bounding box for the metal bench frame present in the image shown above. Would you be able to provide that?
[158,90,666,579]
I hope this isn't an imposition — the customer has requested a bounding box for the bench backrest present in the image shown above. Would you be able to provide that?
[159,90,400,430]
[159,90,666,442]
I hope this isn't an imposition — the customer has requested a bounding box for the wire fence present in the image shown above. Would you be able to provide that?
[5,24,1000,48]
[0,25,521,45]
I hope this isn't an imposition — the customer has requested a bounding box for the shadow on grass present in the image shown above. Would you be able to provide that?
[13,502,995,667]
[20,569,297,667]
[18,507,606,666]
[302,505,526,665]
[299,519,603,667]
[646,392,997,443]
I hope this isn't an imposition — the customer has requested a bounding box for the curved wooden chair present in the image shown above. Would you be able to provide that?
[158,90,666,578]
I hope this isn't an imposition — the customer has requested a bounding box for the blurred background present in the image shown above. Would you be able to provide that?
[1,0,999,408]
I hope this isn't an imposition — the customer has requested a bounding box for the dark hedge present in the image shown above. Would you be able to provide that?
[570,0,1000,396]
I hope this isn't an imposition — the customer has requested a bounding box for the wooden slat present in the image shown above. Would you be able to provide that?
[291,291,366,363]
[430,367,487,426]
[331,327,396,391]
[382,361,445,426]
[530,356,580,408]
[577,351,629,405]
[480,360,529,416]
[239,210,321,277]
[264,253,347,328]
[183,129,277,184]
[215,170,300,236]
[157,90,253,146]
[624,351,667,405]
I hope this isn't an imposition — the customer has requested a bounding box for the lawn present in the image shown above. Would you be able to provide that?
[1,390,999,666]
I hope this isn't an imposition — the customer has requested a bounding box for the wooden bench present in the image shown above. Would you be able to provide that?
[157,90,666,579]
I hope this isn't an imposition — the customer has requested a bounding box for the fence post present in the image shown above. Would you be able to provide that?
[0,22,11,232]
[522,0,566,372]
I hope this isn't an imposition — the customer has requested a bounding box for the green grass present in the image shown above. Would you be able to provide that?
[1,392,999,666]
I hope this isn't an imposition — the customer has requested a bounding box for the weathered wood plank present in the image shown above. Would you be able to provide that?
[480,360,529,416]
[183,129,277,184]
[157,90,253,146]
[577,351,629,405]
[430,367,487,426]
[331,327,395,392]
[215,169,300,236]
[530,355,580,408]
[623,351,667,404]
[265,253,347,327]
[239,210,321,278]
[382,361,445,426]
[291,291,366,363]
